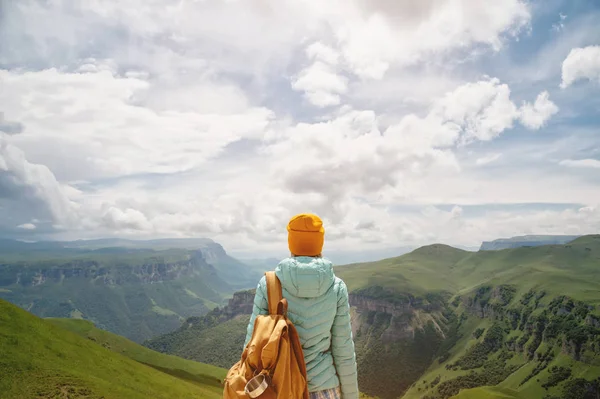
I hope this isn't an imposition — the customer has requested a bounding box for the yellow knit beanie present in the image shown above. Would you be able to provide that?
[287,213,325,257]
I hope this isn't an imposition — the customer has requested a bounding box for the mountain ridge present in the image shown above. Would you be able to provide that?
[480,235,581,251]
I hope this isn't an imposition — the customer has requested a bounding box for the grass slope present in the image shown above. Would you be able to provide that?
[0,298,226,399]
[46,318,226,386]
[450,386,524,399]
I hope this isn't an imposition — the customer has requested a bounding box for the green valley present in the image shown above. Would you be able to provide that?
[0,298,226,399]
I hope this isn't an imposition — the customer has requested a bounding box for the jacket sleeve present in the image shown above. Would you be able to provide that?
[331,280,359,399]
[243,276,269,349]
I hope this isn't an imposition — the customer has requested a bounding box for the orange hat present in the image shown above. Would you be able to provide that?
[287,213,325,256]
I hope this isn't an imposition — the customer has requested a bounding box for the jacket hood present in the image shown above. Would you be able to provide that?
[274,256,335,298]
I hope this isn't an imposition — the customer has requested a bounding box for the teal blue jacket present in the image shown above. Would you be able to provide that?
[243,256,359,399]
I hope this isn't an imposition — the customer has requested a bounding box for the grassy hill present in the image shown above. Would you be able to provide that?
[335,235,600,399]
[47,317,227,386]
[0,298,226,399]
[337,235,600,304]
[450,386,525,398]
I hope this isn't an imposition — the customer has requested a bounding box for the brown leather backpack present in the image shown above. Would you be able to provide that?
[223,271,309,399]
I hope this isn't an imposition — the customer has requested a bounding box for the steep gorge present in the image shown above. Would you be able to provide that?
[145,284,451,398]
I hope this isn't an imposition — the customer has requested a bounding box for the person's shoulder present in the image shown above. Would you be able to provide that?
[255,274,267,292]
[332,276,348,295]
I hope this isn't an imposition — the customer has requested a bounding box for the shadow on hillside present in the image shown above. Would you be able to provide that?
[138,361,223,388]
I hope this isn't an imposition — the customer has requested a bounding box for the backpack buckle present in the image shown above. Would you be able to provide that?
[245,374,269,398]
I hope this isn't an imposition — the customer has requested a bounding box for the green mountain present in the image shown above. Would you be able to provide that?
[0,239,260,342]
[146,235,600,399]
[336,235,600,399]
[0,298,226,399]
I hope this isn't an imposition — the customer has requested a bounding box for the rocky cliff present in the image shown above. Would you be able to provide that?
[0,252,221,287]
[181,289,256,329]
[0,248,235,343]
[350,291,446,342]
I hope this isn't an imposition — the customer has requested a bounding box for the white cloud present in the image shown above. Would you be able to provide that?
[7,0,528,83]
[17,223,36,230]
[476,153,502,166]
[0,134,78,226]
[262,77,558,222]
[325,0,531,79]
[101,206,153,232]
[560,45,600,88]
[0,67,274,180]
[559,159,600,169]
[305,42,340,65]
[432,78,519,143]
[518,91,559,129]
[291,60,348,107]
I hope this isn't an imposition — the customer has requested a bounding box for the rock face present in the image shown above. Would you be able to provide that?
[202,287,445,344]
[349,292,444,343]
[0,251,223,288]
[216,290,256,321]
[480,235,580,251]
[224,290,255,316]
[0,248,233,343]
[349,294,416,315]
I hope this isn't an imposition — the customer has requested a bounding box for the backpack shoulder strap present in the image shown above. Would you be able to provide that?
[265,271,283,315]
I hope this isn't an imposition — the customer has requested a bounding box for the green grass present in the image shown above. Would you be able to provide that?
[0,298,226,399]
[337,244,469,296]
[450,386,524,399]
[498,353,600,397]
[46,317,226,385]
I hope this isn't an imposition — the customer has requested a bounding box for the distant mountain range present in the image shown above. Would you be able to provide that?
[480,235,581,251]
[0,237,216,251]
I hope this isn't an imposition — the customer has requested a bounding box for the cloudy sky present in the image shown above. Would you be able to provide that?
[1,0,600,257]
